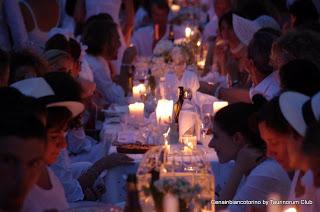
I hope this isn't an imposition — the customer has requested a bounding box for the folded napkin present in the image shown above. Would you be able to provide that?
[178,109,201,140]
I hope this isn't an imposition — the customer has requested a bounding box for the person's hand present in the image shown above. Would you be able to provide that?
[235,146,266,175]
[102,153,134,169]
[122,46,137,65]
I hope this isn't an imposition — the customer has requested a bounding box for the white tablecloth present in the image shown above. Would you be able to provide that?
[100,121,234,204]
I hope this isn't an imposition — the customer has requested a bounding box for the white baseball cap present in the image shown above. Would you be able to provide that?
[279,91,320,136]
[233,14,281,46]
[11,78,84,117]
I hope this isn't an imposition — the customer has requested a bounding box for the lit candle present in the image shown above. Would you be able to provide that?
[197,40,201,47]
[129,102,144,122]
[132,84,146,99]
[181,135,197,150]
[183,146,193,154]
[213,101,229,114]
[185,27,192,40]
[156,99,173,125]
[197,59,205,69]
[171,4,180,13]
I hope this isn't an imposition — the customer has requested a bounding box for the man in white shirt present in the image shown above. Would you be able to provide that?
[132,0,184,57]
[246,29,281,101]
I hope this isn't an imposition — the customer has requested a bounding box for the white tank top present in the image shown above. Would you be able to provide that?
[22,167,69,212]
[19,0,60,52]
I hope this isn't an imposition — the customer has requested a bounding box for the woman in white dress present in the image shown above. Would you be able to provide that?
[209,102,291,212]
[19,0,61,53]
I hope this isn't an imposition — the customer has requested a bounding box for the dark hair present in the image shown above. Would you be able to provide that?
[302,123,320,155]
[214,102,266,151]
[219,11,233,31]
[45,34,81,61]
[236,0,270,20]
[0,87,47,141]
[280,59,320,96]
[85,13,114,25]
[82,19,118,55]
[289,0,319,27]
[9,49,48,83]
[44,72,83,102]
[47,107,72,130]
[248,29,280,76]
[257,97,300,136]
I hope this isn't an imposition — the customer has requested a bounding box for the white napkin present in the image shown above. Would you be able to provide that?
[178,110,201,140]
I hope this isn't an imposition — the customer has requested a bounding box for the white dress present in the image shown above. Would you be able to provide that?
[22,167,69,212]
[228,158,291,212]
[249,71,280,101]
[85,54,126,104]
[85,0,126,75]
[19,0,61,53]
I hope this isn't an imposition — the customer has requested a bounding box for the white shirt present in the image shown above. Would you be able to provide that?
[23,167,69,212]
[85,54,126,104]
[287,170,320,212]
[249,71,280,101]
[228,158,291,212]
[132,25,185,57]
[50,149,85,202]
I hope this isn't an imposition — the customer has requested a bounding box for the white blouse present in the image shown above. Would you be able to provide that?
[85,54,126,104]
[228,158,291,212]
[23,167,69,212]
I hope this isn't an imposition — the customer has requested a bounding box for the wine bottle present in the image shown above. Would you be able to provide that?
[124,174,142,212]
[173,86,184,123]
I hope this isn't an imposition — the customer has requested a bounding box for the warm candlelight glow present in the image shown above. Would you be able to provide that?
[129,102,144,122]
[181,135,197,150]
[185,27,192,39]
[197,40,201,47]
[213,101,229,114]
[183,146,193,154]
[156,99,173,125]
[163,128,171,152]
[197,59,205,69]
[284,208,297,212]
[171,4,180,13]
[132,84,146,99]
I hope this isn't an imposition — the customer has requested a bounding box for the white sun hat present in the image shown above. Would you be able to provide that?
[279,91,320,136]
[233,14,281,46]
[11,77,84,117]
